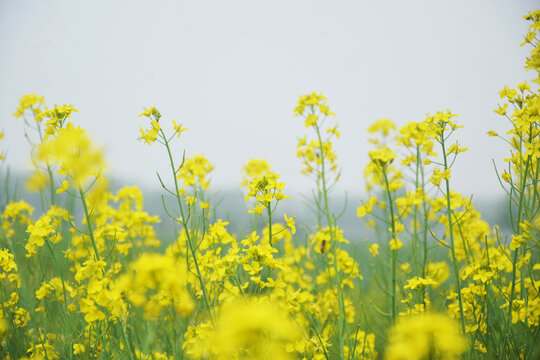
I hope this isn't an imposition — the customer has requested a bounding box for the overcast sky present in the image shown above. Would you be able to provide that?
[0,1,538,200]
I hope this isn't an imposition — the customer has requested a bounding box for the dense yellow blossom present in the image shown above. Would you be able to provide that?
[177,154,214,190]
[212,298,302,360]
[386,313,466,360]
[38,123,105,186]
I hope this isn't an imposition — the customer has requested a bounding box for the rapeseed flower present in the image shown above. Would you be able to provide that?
[13,93,45,118]
[38,123,105,187]
[212,298,302,360]
[385,313,466,360]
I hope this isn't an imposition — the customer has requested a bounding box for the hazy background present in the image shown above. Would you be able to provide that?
[0,1,538,220]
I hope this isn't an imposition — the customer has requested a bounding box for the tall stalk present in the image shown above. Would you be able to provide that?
[314,122,346,359]
[439,131,467,336]
[79,187,100,261]
[159,129,214,322]
[382,167,398,324]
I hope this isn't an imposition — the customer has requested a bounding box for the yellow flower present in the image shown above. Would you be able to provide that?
[389,238,403,251]
[357,197,378,218]
[115,253,194,318]
[446,143,468,155]
[245,173,289,213]
[138,106,161,119]
[304,114,318,127]
[404,276,438,290]
[311,226,349,254]
[494,103,508,115]
[368,243,379,257]
[38,124,105,186]
[172,120,189,137]
[213,298,302,360]
[283,213,296,234]
[73,344,86,355]
[138,120,161,145]
[25,170,49,193]
[248,204,264,216]
[241,158,272,186]
[367,117,396,136]
[517,81,530,92]
[394,222,405,234]
[294,91,330,116]
[499,85,517,99]
[369,146,397,165]
[177,154,214,190]
[510,233,527,251]
[56,180,70,194]
[385,313,466,360]
[430,168,451,186]
[13,93,45,118]
[426,262,450,288]
[326,125,341,138]
[40,104,79,138]
[25,215,55,256]
[200,201,210,210]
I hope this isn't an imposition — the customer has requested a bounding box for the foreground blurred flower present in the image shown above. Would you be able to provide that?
[116,253,194,318]
[212,298,302,360]
[385,312,466,360]
[37,124,105,187]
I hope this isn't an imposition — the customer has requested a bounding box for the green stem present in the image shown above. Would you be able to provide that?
[36,123,55,206]
[440,131,467,337]
[160,129,214,322]
[314,122,346,360]
[120,321,136,360]
[79,187,100,261]
[382,166,398,324]
[508,154,530,320]
[412,146,420,277]
[266,204,273,246]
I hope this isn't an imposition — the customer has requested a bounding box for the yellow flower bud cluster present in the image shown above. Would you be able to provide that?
[12,93,45,118]
[295,92,340,179]
[245,173,289,215]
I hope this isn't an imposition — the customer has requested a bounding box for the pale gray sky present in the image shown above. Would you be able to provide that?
[0,1,537,198]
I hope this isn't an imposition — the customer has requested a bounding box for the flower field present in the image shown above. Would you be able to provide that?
[0,10,539,360]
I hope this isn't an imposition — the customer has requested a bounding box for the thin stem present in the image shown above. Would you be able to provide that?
[440,130,467,337]
[79,187,100,261]
[159,129,214,322]
[382,166,398,324]
[508,153,530,320]
[266,204,273,246]
[314,122,346,360]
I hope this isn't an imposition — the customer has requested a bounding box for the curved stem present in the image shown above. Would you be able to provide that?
[159,129,214,322]
[79,187,100,261]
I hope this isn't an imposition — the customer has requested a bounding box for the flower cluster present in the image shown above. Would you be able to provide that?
[245,173,289,215]
[37,123,105,187]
